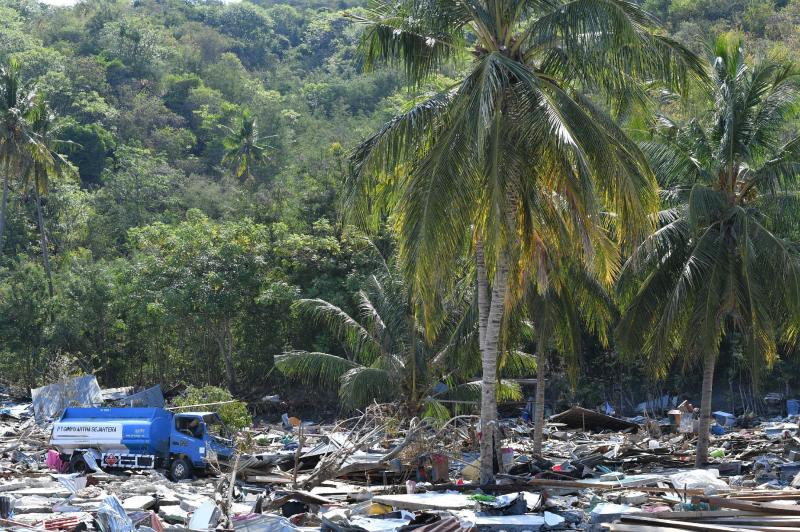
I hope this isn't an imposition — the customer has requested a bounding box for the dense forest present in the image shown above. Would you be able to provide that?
[1,0,800,422]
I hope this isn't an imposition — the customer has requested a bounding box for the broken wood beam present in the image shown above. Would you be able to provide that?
[427,478,709,495]
[525,478,707,495]
[695,496,800,515]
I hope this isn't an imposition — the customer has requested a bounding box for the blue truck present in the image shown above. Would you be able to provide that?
[49,407,235,480]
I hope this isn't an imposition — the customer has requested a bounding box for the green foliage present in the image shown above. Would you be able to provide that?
[618,35,800,382]
[0,257,50,388]
[61,122,115,187]
[204,2,280,68]
[173,385,252,430]
[221,109,270,185]
[277,263,532,417]
[98,16,168,77]
[127,211,283,391]
[0,5,38,58]
[277,265,445,414]
[0,0,798,419]
[743,1,778,35]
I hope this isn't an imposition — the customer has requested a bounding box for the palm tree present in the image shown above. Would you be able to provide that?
[221,109,270,187]
[21,98,74,298]
[0,59,40,258]
[524,262,616,455]
[346,0,703,483]
[277,264,535,417]
[616,34,800,466]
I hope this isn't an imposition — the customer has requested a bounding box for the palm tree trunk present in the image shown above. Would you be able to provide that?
[0,169,8,258]
[479,248,509,484]
[34,190,54,298]
[532,337,546,455]
[410,326,418,413]
[476,240,491,481]
[476,239,489,349]
[695,348,718,467]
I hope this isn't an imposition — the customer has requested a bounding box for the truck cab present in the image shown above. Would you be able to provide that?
[169,412,234,478]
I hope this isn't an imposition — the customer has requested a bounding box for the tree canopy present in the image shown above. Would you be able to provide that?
[0,0,800,436]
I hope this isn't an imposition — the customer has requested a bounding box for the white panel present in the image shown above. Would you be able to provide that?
[51,422,123,449]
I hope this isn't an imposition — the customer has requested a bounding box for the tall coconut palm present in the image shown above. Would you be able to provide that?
[221,109,270,187]
[616,34,800,466]
[21,98,74,298]
[0,59,40,258]
[347,0,703,482]
[277,264,535,416]
[510,193,619,454]
[525,262,616,455]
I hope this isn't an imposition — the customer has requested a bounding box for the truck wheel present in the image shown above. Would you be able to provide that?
[170,458,192,481]
[68,454,88,474]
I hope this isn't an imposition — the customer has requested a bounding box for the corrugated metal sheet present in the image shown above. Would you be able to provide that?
[120,385,165,408]
[31,375,103,422]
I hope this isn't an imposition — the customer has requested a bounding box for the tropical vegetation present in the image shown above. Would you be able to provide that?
[617,34,800,465]
[277,260,537,417]
[347,0,701,481]
[0,0,800,475]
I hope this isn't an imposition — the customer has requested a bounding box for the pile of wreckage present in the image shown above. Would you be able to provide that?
[3,377,800,531]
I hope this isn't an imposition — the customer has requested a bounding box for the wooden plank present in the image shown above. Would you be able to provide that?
[602,524,696,532]
[708,516,800,525]
[730,494,800,501]
[736,525,800,532]
[646,510,766,520]
[699,496,800,516]
[727,491,800,500]
[244,475,294,484]
[0,518,39,530]
[619,515,750,531]
[524,478,706,495]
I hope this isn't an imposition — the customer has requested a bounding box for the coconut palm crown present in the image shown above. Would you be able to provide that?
[346,0,704,482]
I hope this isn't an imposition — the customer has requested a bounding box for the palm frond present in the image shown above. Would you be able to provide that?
[420,398,452,422]
[339,366,397,411]
[292,298,382,364]
[347,89,456,231]
[497,379,523,401]
[275,351,360,390]
[529,0,705,97]
[747,135,800,194]
[444,378,522,403]
[350,0,468,86]
[641,140,708,189]
[499,350,537,377]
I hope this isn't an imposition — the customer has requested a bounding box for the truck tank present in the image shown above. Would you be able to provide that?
[51,407,172,460]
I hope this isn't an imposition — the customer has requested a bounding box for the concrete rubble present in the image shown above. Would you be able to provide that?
[3,385,800,531]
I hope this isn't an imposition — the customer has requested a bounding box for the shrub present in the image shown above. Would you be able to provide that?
[172,385,252,430]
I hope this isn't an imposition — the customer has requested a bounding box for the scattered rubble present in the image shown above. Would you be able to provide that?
[4,381,800,531]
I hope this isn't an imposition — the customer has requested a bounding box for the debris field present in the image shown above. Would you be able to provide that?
[3,378,800,531]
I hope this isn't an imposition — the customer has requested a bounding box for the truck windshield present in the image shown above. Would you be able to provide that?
[203,414,232,441]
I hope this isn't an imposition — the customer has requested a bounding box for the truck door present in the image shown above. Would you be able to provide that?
[202,414,235,460]
[170,415,206,467]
